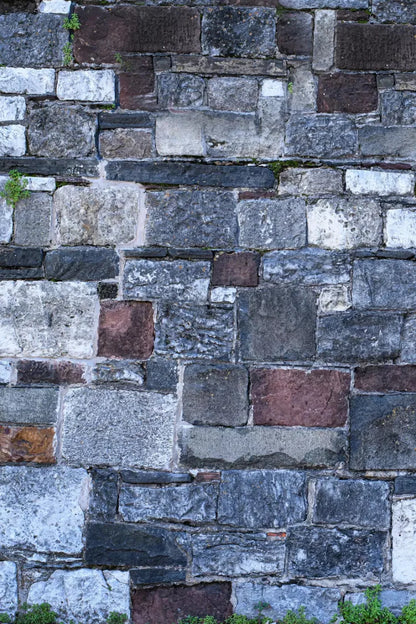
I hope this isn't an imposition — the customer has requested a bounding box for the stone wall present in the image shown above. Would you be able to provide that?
[1,0,416,622]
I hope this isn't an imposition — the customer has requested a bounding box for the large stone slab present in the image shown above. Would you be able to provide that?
[238,199,306,250]
[0,14,66,66]
[0,281,97,358]
[359,126,416,159]
[263,249,350,285]
[393,499,416,583]
[286,114,357,158]
[0,466,88,554]
[62,388,176,468]
[353,260,416,310]
[45,248,118,281]
[0,387,58,425]
[0,562,17,617]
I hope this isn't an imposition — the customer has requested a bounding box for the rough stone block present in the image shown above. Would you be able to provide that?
[381,91,416,125]
[92,360,145,387]
[277,12,312,56]
[346,169,414,196]
[238,286,316,361]
[87,469,118,521]
[261,79,285,97]
[0,247,43,268]
[287,526,386,578]
[359,126,416,159]
[286,114,357,158]
[355,365,416,392]
[130,569,186,586]
[39,0,70,13]
[120,482,218,523]
[0,0,37,12]
[0,67,55,94]
[317,312,402,363]
[0,157,98,178]
[100,129,153,160]
[0,14,66,66]
[212,252,259,287]
[373,0,416,22]
[0,425,55,464]
[145,190,238,249]
[120,471,191,485]
[288,64,316,112]
[307,198,382,249]
[192,532,286,577]
[207,77,258,112]
[181,426,346,469]
[123,259,210,304]
[263,249,350,285]
[202,8,276,58]
[57,70,115,103]
[395,73,416,90]
[353,260,416,310]
[17,360,84,385]
[203,110,261,160]
[158,73,204,109]
[346,590,416,616]
[313,478,390,528]
[238,198,306,250]
[97,283,118,300]
[0,96,25,122]
[385,209,416,248]
[45,248,118,281]
[119,57,155,110]
[55,185,139,246]
[172,56,285,77]
[395,476,416,495]
[393,499,416,583]
[350,394,416,470]
[318,74,377,113]
[146,358,178,393]
[0,387,58,426]
[211,287,238,303]
[156,112,204,156]
[62,388,176,468]
[98,301,154,359]
[313,10,336,71]
[0,466,87,554]
[0,126,25,157]
[156,304,234,360]
[0,361,11,385]
[0,201,12,244]
[0,562,17,617]
[183,364,249,427]
[402,317,416,363]
[14,193,52,247]
[251,368,350,427]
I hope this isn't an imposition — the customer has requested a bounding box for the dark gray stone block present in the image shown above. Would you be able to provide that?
[0,246,43,268]
[0,268,43,279]
[395,476,416,495]
[92,361,145,387]
[99,112,154,130]
[45,248,119,281]
[0,387,59,425]
[238,199,306,250]
[89,469,119,522]
[0,14,67,66]
[263,249,350,285]
[130,569,186,586]
[381,91,416,125]
[0,158,99,178]
[359,126,416,159]
[146,358,178,393]
[97,283,118,300]
[353,260,416,310]
[158,73,205,108]
[120,471,192,485]
[286,114,357,158]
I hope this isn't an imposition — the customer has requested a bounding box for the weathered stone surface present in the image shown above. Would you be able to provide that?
[402,317,416,363]
[99,112,154,130]
[346,169,414,196]
[0,387,58,425]
[97,283,118,300]
[120,482,218,523]
[39,0,70,13]
[89,469,118,521]
[207,77,258,112]
[17,360,84,385]
[203,111,262,160]
[0,14,66,66]
[234,584,341,624]
[45,248,118,281]
[57,70,115,103]
[251,369,350,427]
[277,12,312,56]
[350,394,416,470]
[238,286,316,361]
[0,126,25,157]
[212,252,259,287]
[346,590,416,615]
[0,247,43,268]
[202,8,276,57]
[0,201,12,244]
[0,361,11,384]
[359,126,416,159]
[355,366,416,393]
[385,209,416,248]
[124,259,210,303]
[318,74,377,113]
[395,476,416,495]
[62,388,176,468]
[98,301,154,359]
[156,304,234,360]
[146,358,178,393]
[28,103,96,158]
[288,64,316,112]
[0,281,97,358]
[121,471,191,485]
[261,79,285,97]
[313,10,336,71]
[100,129,153,160]
[287,526,386,578]
[381,91,416,125]
[14,193,52,247]
[172,55,285,77]
[158,73,204,108]
[393,499,416,583]
[308,198,382,249]
[119,57,155,111]
[353,260,416,310]
[181,426,346,469]
[92,360,145,387]
[0,96,25,122]
[85,522,187,567]
[0,466,87,553]
[263,249,350,285]
[314,478,390,528]
[286,115,357,158]
[145,190,237,249]
[156,112,204,156]
[395,73,416,90]
[0,561,17,617]
[130,569,186,586]
[192,532,286,577]
[0,425,55,464]
[55,185,139,246]
[373,0,416,23]
[238,198,306,250]
[0,68,55,95]
[0,157,98,178]
[183,364,249,426]
[0,0,37,12]
[317,312,402,363]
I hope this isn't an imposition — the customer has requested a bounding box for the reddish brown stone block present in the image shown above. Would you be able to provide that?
[251,368,350,427]
[277,12,313,56]
[98,301,154,359]
[194,471,221,482]
[355,366,416,393]
[212,252,259,287]
[119,57,156,111]
[318,73,378,114]
[0,426,55,464]
[74,6,200,64]
[132,583,232,624]
[337,9,370,22]
[17,360,85,385]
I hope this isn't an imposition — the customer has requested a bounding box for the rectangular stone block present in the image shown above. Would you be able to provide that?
[345,169,414,196]
[203,110,263,160]
[0,387,58,425]
[355,365,416,393]
[277,12,312,56]
[99,112,154,130]
[238,198,306,250]
[39,0,71,13]
[0,96,25,122]
[0,126,25,157]
[0,200,12,244]
[359,126,416,159]
[180,426,346,469]
[212,252,259,287]
[130,569,186,586]
[0,361,11,385]
[17,360,84,385]
[146,358,178,393]
[45,248,119,281]
[278,167,343,196]
[353,260,416,310]
[119,57,155,111]
[0,247,43,268]
[92,360,145,388]
[0,157,98,178]
[263,249,350,285]
[120,470,191,485]
[0,425,55,464]
[381,91,416,125]
[14,193,52,247]
[207,77,258,112]
[100,129,153,160]
[396,73,416,90]
[172,56,286,77]
[395,476,416,495]
[318,73,377,113]
[385,209,416,248]
[57,70,115,103]
[350,394,416,470]
[88,469,118,522]
[399,316,416,363]
[156,113,204,157]
[98,301,154,360]
[393,499,416,583]
[0,561,17,617]
[0,14,66,66]
[313,11,336,71]
[158,73,204,109]
[286,114,357,158]
[0,67,54,94]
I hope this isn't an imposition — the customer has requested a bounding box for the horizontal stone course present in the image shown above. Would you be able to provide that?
[45,248,119,281]
[263,249,350,285]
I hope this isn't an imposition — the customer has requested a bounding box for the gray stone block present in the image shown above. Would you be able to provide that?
[183,364,249,426]
[89,469,118,522]
[0,199,12,244]
[372,0,416,23]
[218,470,306,528]
[263,249,350,285]
[207,77,258,112]
[13,193,52,247]
[172,55,285,77]
[353,260,416,310]
[0,157,99,178]
[280,0,366,6]
[146,358,178,393]
[359,126,416,159]
[238,199,306,250]
[381,91,416,125]
[286,114,357,158]
[0,387,58,424]
[0,562,17,617]
[92,360,145,387]
[45,248,119,281]
[158,73,204,108]
[402,316,416,363]
[345,590,416,616]
[238,286,316,361]
[120,471,191,485]
[100,129,153,160]
[99,112,154,129]
[350,394,416,470]
[130,569,186,586]
[278,168,343,196]
[0,14,66,66]
[395,476,416,495]
[313,478,390,528]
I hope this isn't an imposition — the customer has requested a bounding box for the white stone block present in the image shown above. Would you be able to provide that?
[393,498,416,583]
[211,287,237,303]
[0,200,13,244]
[0,562,18,617]
[346,169,414,196]
[385,209,416,248]
[156,113,205,156]
[0,68,55,95]
[0,361,12,384]
[289,64,317,112]
[0,97,25,122]
[25,177,56,192]
[313,10,336,71]
[318,285,351,313]
[261,79,285,97]
[39,0,71,13]
[57,70,115,103]
[28,569,130,624]
[0,126,25,157]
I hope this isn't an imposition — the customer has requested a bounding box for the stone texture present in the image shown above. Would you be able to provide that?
[14,193,52,247]
[121,470,191,485]
[100,129,153,160]
[263,249,350,285]
[0,14,66,66]
[181,426,346,469]
[251,368,350,427]
[346,590,416,615]
[39,0,70,13]
[211,286,236,302]
[346,169,414,196]
[0,562,17,617]
[0,281,97,358]
[0,247,43,268]
[0,425,55,464]
[238,286,316,361]
[238,198,306,250]
[0,0,37,12]
[313,10,336,71]
[373,0,416,23]
[395,73,416,90]
[261,79,285,97]
[318,74,377,113]
[0,200,12,244]
[314,478,390,528]
[183,364,249,426]
[350,394,416,470]
[45,248,118,281]
[288,65,316,112]
[158,73,204,108]
[98,301,154,359]
[287,526,386,578]
[28,571,129,624]
[207,77,258,112]
[57,70,115,103]
[120,482,218,523]
[0,67,55,95]
[359,126,416,159]
[355,366,416,392]
[17,360,84,385]
[381,91,416,125]
[202,8,276,57]
[0,157,98,178]
[393,499,416,583]
[145,190,237,249]
[317,312,402,363]
[353,260,416,310]
[385,209,416,248]
[0,96,25,122]
[0,361,11,384]
[212,252,259,287]
[123,259,210,303]
[119,57,155,110]
[402,317,416,363]
[286,115,357,158]
[55,185,139,246]
[395,476,416,495]
[130,569,186,586]
[0,387,58,425]
[0,466,87,553]
[62,388,176,468]
[88,469,118,521]
[277,12,312,56]
[0,126,25,157]
[28,103,96,158]
[146,358,178,393]
[156,112,204,156]
[156,304,234,360]
[97,283,118,300]
[92,360,145,387]
[192,532,286,577]
[308,198,382,249]
[172,56,285,77]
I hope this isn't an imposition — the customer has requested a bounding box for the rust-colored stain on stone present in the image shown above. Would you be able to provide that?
[98,300,154,359]
[0,425,55,463]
